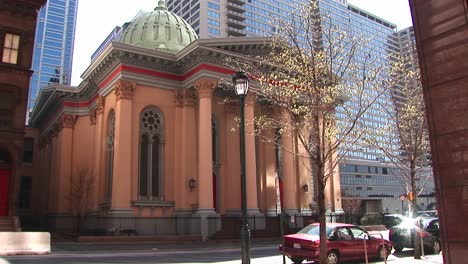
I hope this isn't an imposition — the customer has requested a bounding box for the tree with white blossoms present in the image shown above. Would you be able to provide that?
[366,43,432,259]
[227,1,388,263]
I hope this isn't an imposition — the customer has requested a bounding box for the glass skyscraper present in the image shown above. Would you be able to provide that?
[28,0,78,111]
[167,0,430,213]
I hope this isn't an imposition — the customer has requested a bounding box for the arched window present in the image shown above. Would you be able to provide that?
[139,107,164,200]
[105,111,115,201]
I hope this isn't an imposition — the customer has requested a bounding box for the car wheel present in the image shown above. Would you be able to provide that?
[394,246,403,252]
[327,250,339,264]
[431,240,441,254]
[290,257,304,264]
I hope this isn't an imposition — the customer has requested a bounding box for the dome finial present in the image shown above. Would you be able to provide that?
[155,0,167,11]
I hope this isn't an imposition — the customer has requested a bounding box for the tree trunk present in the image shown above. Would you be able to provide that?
[318,170,328,264]
[411,161,421,259]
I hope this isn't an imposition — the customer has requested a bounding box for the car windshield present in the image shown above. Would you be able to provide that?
[297,225,333,236]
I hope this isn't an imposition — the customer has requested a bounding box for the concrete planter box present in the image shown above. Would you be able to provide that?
[0,232,50,255]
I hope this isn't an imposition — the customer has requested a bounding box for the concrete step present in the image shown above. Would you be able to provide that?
[0,217,17,232]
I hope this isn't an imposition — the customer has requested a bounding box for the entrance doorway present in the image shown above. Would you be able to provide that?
[0,169,10,216]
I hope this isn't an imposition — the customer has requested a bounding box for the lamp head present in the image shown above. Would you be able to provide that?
[232,71,249,95]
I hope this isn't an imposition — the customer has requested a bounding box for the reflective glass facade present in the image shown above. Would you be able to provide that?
[29,0,78,111]
[167,0,433,212]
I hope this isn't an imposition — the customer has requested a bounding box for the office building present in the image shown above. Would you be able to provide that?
[167,0,434,214]
[28,0,78,111]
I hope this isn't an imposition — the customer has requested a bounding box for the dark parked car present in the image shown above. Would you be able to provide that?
[383,213,405,228]
[279,223,392,264]
[389,217,441,254]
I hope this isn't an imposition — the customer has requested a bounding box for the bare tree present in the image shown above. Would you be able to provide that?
[366,43,431,259]
[67,168,94,235]
[228,1,388,263]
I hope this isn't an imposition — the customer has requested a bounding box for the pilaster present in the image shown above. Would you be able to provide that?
[223,103,241,212]
[93,96,106,208]
[111,80,135,212]
[174,89,197,213]
[194,78,217,215]
[244,94,261,215]
[281,112,298,214]
[55,114,76,213]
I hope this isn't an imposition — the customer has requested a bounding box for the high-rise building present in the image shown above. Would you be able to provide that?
[167,0,432,214]
[28,0,78,111]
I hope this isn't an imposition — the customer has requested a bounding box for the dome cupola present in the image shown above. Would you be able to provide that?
[120,0,198,54]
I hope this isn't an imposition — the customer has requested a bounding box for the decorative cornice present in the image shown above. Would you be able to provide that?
[194,78,217,99]
[175,88,197,107]
[96,96,105,115]
[114,79,135,101]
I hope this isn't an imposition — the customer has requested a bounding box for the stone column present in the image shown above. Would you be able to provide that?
[244,94,261,215]
[194,78,217,216]
[262,127,279,216]
[47,129,58,213]
[224,104,241,215]
[93,97,106,208]
[110,80,135,216]
[281,113,298,215]
[174,89,197,215]
[55,114,76,213]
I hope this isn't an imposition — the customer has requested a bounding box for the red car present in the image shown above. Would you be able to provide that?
[279,223,392,264]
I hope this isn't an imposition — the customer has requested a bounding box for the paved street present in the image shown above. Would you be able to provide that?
[1,238,443,264]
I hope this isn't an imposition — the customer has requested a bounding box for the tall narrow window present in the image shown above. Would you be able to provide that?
[18,176,32,209]
[106,111,115,201]
[0,91,14,129]
[139,107,164,200]
[2,33,20,64]
[23,138,34,164]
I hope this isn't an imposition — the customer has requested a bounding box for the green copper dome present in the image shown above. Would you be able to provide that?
[120,0,198,54]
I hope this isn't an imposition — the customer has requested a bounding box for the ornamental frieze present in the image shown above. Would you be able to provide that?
[120,56,179,74]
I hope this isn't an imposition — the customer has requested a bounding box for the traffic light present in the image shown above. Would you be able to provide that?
[407,191,415,202]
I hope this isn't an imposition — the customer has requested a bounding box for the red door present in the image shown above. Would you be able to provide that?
[0,169,10,216]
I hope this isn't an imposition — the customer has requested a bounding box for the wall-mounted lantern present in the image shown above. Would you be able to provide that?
[188,178,196,192]
[303,184,309,193]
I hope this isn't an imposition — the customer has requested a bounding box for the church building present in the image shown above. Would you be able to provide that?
[27,1,342,239]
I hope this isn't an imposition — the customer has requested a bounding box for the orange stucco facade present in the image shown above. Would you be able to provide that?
[27,38,342,238]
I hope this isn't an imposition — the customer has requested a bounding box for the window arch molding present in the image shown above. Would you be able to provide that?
[138,106,164,200]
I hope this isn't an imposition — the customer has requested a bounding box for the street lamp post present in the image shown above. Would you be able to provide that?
[233,71,250,264]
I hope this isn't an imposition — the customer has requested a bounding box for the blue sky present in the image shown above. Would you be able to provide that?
[70,0,413,86]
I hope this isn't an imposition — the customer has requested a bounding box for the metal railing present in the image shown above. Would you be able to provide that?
[19,212,390,238]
